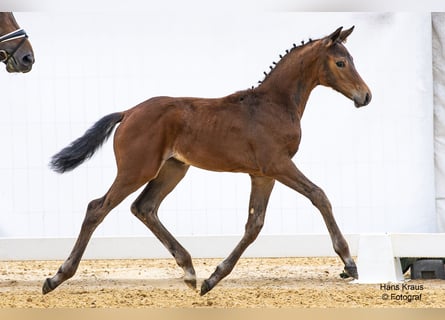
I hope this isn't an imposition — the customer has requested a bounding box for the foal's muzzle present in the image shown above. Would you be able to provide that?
[354,91,372,108]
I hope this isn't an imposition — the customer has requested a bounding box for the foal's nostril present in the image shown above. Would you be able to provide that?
[364,92,371,105]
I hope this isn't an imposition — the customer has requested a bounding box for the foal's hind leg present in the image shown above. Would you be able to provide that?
[42,177,146,294]
[131,158,197,289]
[272,160,358,279]
[201,175,274,295]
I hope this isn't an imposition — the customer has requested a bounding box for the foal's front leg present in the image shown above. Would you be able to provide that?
[201,175,275,295]
[272,160,358,279]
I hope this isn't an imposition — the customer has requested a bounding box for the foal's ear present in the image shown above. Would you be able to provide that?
[339,26,354,43]
[323,26,343,47]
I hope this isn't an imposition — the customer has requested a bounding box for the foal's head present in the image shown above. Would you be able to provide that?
[318,26,371,108]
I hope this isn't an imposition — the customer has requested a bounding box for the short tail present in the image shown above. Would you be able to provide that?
[50,112,124,173]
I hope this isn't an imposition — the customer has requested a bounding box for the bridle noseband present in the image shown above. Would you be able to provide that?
[0,28,28,64]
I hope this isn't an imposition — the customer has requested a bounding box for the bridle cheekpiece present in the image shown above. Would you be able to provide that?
[0,28,28,64]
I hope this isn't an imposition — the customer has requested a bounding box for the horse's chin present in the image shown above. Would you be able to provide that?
[5,60,31,73]
[5,63,15,73]
[354,100,363,108]
[353,98,368,108]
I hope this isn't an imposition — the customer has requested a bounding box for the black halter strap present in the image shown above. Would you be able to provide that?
[0,28,28,63]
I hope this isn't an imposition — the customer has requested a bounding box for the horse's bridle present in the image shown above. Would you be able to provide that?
[0,28,28,64]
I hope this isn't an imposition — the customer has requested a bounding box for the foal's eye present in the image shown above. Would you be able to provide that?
[336,61,346,68]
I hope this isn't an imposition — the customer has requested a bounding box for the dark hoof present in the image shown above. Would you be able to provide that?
[42,278,55,295]
[184,278,197,290]
[341,265,358,279]
[200,280,213,296]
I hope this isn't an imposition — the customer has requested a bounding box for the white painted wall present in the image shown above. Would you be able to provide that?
[0,12,437,242]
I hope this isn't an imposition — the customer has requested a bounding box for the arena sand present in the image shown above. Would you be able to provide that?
[1,257,445,308]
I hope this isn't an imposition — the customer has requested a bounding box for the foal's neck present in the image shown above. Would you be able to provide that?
[257,41,322,119]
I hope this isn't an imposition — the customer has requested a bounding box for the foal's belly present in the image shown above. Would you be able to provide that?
[172,142,259,174]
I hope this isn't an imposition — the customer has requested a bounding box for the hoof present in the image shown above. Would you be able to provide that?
[200,280,212,296]
[184,278,197,290]
[341,265,358,279]
[42,278,55,295]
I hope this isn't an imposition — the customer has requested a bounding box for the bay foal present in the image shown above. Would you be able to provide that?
[44,26,371,296]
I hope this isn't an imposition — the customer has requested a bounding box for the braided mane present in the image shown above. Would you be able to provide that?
[256,37,315,88]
